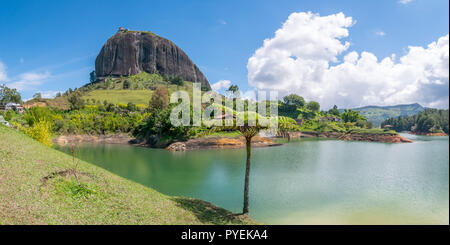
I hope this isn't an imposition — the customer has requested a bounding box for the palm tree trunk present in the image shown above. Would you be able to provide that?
[243,137,251,214]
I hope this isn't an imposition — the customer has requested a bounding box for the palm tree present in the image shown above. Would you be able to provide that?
[210,108,297,214]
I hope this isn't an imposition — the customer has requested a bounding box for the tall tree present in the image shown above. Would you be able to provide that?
[149,86,169,111]
[33,92,42,100]
[0,84,22,105]
[67,91,85,110]
[210,112,297,214]
[328,105,340,116]
[306,101,320,112]
[283,94,305,108]
[89,71,97,84]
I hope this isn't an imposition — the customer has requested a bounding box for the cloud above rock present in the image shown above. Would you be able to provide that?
[247,12,449,109]
[211,79,231,91]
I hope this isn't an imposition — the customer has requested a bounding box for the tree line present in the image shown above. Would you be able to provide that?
[381,108,449,134]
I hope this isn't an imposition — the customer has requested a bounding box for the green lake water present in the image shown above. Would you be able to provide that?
[55,134,449,224]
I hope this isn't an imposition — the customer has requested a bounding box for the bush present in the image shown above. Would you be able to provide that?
[24,121,53,146]
[4,110,15,121]
[127,102,137,112]
[123,81,131,89]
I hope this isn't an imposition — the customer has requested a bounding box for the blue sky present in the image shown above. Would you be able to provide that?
[0,0,448,108]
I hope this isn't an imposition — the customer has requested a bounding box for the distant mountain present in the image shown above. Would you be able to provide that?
[339,103,426,126]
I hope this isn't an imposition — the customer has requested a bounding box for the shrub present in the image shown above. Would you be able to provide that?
[149,86,169,111]
[24,121,53,146]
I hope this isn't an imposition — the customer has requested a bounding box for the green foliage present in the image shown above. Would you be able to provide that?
[328,105,340,116]
[127,102,137,112]
[19,120,54,146]
[341,109,366,123]
[133,105,191,144]
[306,101,320,112]
[149,86,169,111]
[89,71,96,84]
[23,107,61,127]
[283,94,305,108]
[123,80,131,89]
[54,178,96,200]
[227,85,239,93]
[170,76,184,86]
[382,108,449,133]
[3,109,15,121]
[55,107,145,135]
[68,92,85,110]
[0,84,22,105]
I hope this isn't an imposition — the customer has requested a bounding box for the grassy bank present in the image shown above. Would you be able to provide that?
[0,125,256,224]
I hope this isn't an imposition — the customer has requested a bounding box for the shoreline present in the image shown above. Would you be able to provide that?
[284,131,413,143]
[53,130,414,152]
[407,131,448,136]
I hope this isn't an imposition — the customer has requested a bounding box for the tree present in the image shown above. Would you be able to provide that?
[127,102,137,112]
[306,101,320,112]
[170,76,183,86]
[283,94,305,108]
[328,105,340,116]
[68,92,85,110]
[341,109,366,123]
[133,104,190,144]
[33,92,42,100]
[0,84,22,105]
[123,80,131,89]
[227,85,239,93]
[90,71,96,84]
[210,113,297,214]
[149,86,169,111]
[226,84,240,99]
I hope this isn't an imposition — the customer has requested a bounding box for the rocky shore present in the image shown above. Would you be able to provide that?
[408,132,448,136]
[53,134,133,145]
[285,131,413,143]
[166,136,281,152]
[53,130,414,151]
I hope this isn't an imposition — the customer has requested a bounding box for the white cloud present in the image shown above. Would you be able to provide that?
[0,61,7,82]
[375,31,386,36]
[37,90,62,99]
[7,71,51,91]
[219,19,227,25]
[399,0,412,4]
[211,79,231,91]
[247,12,449,109]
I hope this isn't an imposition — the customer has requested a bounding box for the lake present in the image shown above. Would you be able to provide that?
[55,134,449,224]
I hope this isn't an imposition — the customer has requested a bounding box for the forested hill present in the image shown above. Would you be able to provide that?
[381,108,449,134]
[340,103,425,126]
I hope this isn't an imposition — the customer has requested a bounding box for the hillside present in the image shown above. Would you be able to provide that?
[82,72,196,105]
[0,124,256,224]
[340,103,425,126]
[24,72,197,109]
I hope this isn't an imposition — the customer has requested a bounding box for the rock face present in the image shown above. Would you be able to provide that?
[95,29,211,89]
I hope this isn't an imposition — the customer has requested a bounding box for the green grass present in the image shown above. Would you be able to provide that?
[83,90,155,105]
[0,125,256,225]
[82,72,196,105]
